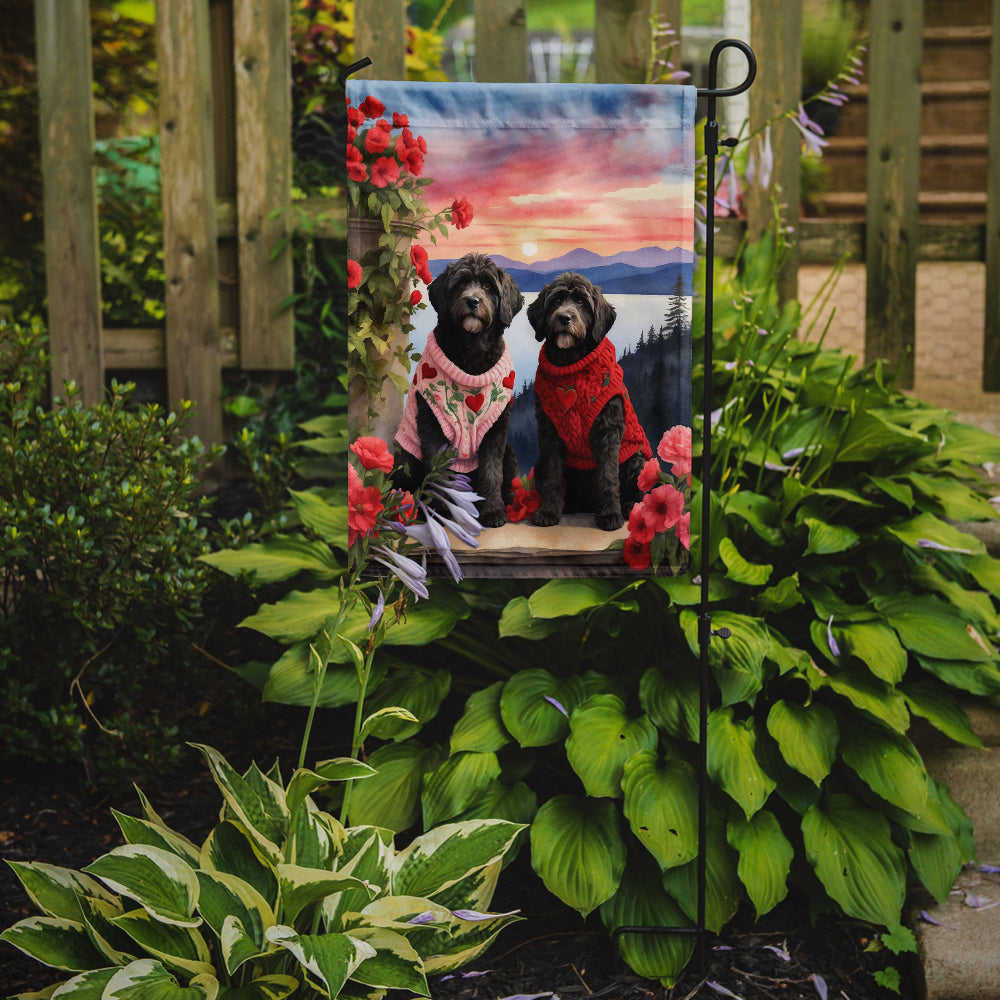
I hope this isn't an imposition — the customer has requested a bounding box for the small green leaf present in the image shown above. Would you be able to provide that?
[727,810,793,917]
[707,708,776,819]
[765,700,838,786]
[718,537,772,585]
[421,751,502,829]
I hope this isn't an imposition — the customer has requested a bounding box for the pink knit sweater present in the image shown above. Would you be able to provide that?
[395,330,515,472]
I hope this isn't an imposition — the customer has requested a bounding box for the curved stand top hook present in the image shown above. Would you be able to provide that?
[337,57,373,91]
[697,38,756,98]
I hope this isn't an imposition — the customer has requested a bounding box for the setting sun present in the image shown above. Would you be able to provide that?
[521,242,538,257]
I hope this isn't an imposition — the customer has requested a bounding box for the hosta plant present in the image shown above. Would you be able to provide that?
[1,743,523,999]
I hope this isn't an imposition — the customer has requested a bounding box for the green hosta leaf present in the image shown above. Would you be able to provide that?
[240,589,341,644]
[935,421,1000,464]
[901,680,982,748]
[190,746,287,863]
[111,908,214,978]
[76,894,135,966]
[755,573,805,614]
[765,700,838,786]
[661,811,741,933]
[916,655,1000,697]
[907,472,998,521]
[802,793,906,926]
[335,591,469,650]
[875,594,995,662]
[83,846,200,928]
[566,695,658,798]
[260,644,382,709]
[621,751,699,871]
[724,490,784,545]
[345,926,429,994]
[265,926,375,997]
[277,865,374,925]
[680,610,770,706]
[102,959,218,999]
[707,708,776,819]
[966,553,1000,597]
[838,718,929,816]
[4,862,118,922]
[498,597,565,640]
[201,536,340,584]
[639,665,699,742]
[450,682,511,754]
[360,706,421,742]
[347,740,442,832]
[216,976,299,1000]
[527,579,621,617]
[195,871,274,974]
[499,670,584,747]
[200,822,278,910]
[393,820,524,901]
[909,826,966,905]
[718,537,772,586]
[285,759,376,822]
[834,410,927,463]
[0,916,107,971]
[453,779,538,827]
[530,795,626,917]
[288,488,346,544]
[421,751,502,828]
[803,517,859,556]
[810,661,910,732]
[112,812,201,868]
[910,562,1000,633]
[362,667,451,740]
[727,810,793,918]
[885,512,985,556]
[599,852,694,987]
[835,621,907,684]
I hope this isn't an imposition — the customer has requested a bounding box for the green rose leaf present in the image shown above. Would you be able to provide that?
[530,795,627,917]
[566,695,658,799]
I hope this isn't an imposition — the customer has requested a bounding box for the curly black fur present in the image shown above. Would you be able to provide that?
[528,272,643,531]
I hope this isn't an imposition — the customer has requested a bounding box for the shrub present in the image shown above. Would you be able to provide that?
[0,317,220,783]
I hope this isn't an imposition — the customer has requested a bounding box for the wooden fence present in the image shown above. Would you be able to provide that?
[33,0,1000,448]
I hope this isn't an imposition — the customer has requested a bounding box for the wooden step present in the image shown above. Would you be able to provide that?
[813,189,987,222]
[921,0,992,28]
[922,25,993,83]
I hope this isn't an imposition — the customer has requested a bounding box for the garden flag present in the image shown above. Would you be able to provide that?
[347,80,697,577]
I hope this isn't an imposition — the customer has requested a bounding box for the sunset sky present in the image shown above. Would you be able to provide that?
[348,80,697,264]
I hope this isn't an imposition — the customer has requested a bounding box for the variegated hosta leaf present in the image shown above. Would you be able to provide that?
[621,751,699,871]
[599,853,694,987]
[450,681,511,754]
[45,966,118,997]
[276,865,375,925]
[200,821,278,910]
[78,894,136,966]
[288,802,343,870]
[765,700,838,786]
[101,958,218,999]
[265,925,376,998]
[191,746,288,864]
[706,707,776,819]
[195,871,274,974]
[110,908,214,979]
[112,811,201,868]
[566,695,658,799]
[424,859,501,916]
[214,974,300,999]
[421,906,523,975]
[838,718,929,817]
[0,916,107,971]
[420,751,502,829]
[529,795,626,917]
[391,820,524,901]
[285,760,375,824]
[727,810,793,917]
[499,669,585,747]
[802,793,906,926]
[83,845,200,928]
[4,861,118,922]
[345,926,429,995]
[322,829,393,931]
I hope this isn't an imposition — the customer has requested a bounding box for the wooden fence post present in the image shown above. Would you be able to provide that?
[34,0,104,405]
[354,0,406,80]
[474,0,527,82]
[983,0,1000,390]
[233,0,294,370]
[594,0,677,84]
[746,0,801,306]
[864,0,923,389]
[157,0,223,445]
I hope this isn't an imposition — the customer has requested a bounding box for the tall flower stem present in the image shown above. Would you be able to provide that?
[340,636,378,826]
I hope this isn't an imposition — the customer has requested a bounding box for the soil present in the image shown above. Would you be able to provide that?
[0,737,914,1000]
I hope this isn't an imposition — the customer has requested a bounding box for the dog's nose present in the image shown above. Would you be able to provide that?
[556,311,573,327]
[464,295,481,310]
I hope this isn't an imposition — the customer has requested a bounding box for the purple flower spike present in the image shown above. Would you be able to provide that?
[544,695,569,717]
[827,615,841,658]
[407,911,438,925]
[812,974,828,1000]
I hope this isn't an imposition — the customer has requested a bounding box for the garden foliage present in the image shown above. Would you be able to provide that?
[1,744,524,998]
[0,317,219,782]
[202,232,1000,985]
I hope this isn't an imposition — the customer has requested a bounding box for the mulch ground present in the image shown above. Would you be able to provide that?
[1,736,913,1000]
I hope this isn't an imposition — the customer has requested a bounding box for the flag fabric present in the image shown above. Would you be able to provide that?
[347,80,697,577]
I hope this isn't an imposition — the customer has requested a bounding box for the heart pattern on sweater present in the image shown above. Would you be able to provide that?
[502,370,516,390]
[557,385,577,410]
[421,363,438,380]
[465,392,485,414]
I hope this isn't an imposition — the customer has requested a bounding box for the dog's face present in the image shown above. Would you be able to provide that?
[527,272,616,361]
[428,253,524,337]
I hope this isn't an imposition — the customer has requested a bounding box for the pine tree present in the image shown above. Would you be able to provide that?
[663,271,689,340]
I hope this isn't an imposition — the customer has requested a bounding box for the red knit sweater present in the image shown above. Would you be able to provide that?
[534,338,651,470]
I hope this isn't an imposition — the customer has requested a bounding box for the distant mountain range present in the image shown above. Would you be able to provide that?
[428,246,695,296]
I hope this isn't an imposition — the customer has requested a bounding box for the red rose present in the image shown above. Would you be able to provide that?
[351,435,394,473]
[364,123,391,155]
[638,457,663,493]
[346,145,367,182]
[347,123,357,142]
[347,106,364,127]
[645,483,684,533]
[347,258,362,289]
[624,536,651,571]
[392,112,409,128]
[348,463,384,545]
[656,424,692,478]
[506,488,540,522]
[409,289,422,307]
[370,156,400,189]
[358,95,384,119]
[450,196,474,230]
[410,245,432,285]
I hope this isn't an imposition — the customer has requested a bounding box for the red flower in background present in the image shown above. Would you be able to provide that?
[506,469,540,522]
[370,156,400,188]
[351,435,394,473]
[627,502,656,545]
[624,536,651,571]
[410,245,432,284]
[676,512,691,550]
[358,95,385,119]
[451,196,474,229]
[410,290,423,308]
[388,489,417,525]
[347,259,362,289]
